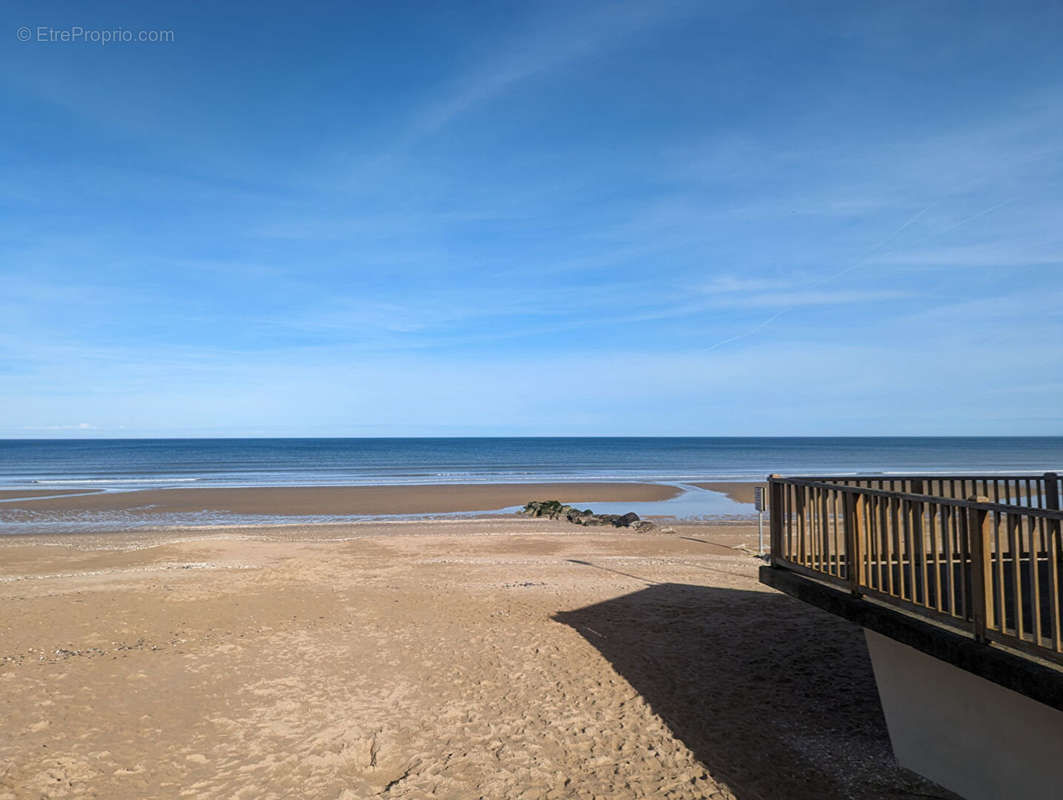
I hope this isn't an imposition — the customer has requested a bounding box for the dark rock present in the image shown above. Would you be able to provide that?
[520,501,543,516]
[522,501,654,531]
[522,500,571,519]
[565,508,595,525]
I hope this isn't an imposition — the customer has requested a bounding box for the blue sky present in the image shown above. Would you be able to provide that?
[2,0,1061,436]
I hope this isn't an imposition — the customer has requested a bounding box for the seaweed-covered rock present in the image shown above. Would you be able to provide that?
[579,514,609,526]
[565,508,595,525]
[521,500,655,531]
[521,500,571,519]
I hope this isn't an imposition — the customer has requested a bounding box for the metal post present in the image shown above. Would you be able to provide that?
[755,485,765,556]
[768,476,784,565]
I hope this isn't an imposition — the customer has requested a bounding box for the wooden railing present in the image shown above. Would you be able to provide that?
[768,473,1063,665]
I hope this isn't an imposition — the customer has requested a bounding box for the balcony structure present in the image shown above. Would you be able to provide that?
[759,473,1063,800]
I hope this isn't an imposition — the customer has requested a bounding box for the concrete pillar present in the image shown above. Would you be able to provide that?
[865,630,1063,800]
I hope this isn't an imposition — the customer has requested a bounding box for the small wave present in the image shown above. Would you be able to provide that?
[32,478,201,485]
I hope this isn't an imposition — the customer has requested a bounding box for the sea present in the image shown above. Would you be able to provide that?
[2,437,1062,532]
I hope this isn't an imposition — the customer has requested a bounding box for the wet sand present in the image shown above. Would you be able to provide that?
[693,482,763,504]
[0,483,678,519]
[0,519,948,800]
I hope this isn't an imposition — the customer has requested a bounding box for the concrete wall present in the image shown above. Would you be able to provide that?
[865,630,1063,800]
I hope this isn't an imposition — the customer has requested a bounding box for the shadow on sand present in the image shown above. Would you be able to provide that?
[554,568,954,800]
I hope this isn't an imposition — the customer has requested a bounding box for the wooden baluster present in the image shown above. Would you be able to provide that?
[844,491,865,596]
[832,490,841,577]
[910,480,926,604]
[870,495,881,591]
[968,497,993,643]
[1008,514,1023,640]
[881,494,893,596]
[930,500,942,612]
[943,505,955,615]
[1026,513,1041,645]
[821,488,830,575]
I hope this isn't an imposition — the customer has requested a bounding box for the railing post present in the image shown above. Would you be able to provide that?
[844,491,865,596]
[967,496,993,644]
[768,475,784,565]
[1046,474,1062,621]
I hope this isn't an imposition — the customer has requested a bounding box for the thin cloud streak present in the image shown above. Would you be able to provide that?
[394,0,696,147]
[697,195,1024,353]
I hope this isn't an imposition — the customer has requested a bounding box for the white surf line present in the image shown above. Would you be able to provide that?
[0,490,110,503]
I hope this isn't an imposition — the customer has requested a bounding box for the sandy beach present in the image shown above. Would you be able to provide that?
[0,513,950,800]
[0,483,680,518]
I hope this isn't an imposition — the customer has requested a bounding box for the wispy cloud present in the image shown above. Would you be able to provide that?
[693,276,909,310]
[697,276,793,294]
[19,423,98,431]
[870,243,1063,268]
[396,0,695,146]
[715,289,910,308]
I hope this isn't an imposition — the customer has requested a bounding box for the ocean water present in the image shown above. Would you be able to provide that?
[1,437,1061,531]
[2,437,1062,490]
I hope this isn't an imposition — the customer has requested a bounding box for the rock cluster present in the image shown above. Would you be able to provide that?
[520,500,655,531]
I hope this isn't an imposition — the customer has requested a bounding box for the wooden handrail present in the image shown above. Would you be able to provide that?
[776,473,1057,481]
[776,479,1063,519]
